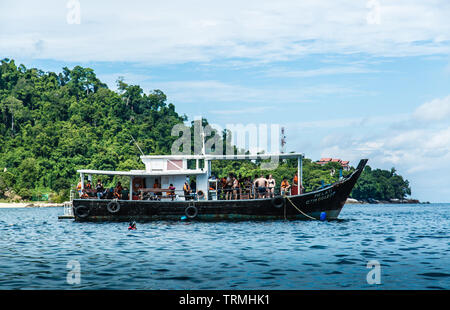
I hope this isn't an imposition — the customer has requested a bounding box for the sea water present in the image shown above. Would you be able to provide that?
[0,204,448,289]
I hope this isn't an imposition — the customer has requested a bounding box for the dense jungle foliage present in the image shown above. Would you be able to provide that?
[0,59,411,202]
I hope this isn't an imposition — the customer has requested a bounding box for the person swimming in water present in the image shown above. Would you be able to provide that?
[128,221,136,230]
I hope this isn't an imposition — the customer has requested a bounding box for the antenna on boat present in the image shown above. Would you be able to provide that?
[130,135,145,156]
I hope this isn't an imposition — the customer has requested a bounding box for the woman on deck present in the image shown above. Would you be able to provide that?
[267,174,276,198]
[225,174,233,200]
[243,177,253,199]
[232,175,240,200]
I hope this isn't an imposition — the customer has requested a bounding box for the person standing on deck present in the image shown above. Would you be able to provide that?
[115,182,123,194]
[254,175,268,199]
[280,177,291,196]
[242,177,252,198]
[293,173,304,194]
[77,181,83,197]
[190,179,196,193]
[219,177,227,200]
[232,175,240,200]
[95,179,104,199]
[238,174,245,199]
[183,180,191,200]
[267,174,276,198]
[225,173,233,200]
[252,174,259,199]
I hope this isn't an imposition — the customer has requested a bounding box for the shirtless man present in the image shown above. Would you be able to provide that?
[253,174,268,199]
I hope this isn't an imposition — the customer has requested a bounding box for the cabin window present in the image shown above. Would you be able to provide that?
[187,159,196,170]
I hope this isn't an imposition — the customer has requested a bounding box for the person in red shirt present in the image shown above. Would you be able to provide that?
[168,184,176,201]
[293,174,304,194]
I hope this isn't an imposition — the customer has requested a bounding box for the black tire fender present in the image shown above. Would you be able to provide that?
[185,205,198,219]
[74,205,90,218]
[272,196,284,208]
[107,200,121,214]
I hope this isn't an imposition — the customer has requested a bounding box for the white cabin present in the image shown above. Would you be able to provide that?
[76,153,304,201]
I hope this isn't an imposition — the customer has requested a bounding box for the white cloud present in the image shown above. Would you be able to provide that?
[210,106,273,115]
[309,96,450,201]
[1,0,449,64]
[264,66,379,78]
[413,95,450,122]
[143,79,363,105]
[320,125,450,172]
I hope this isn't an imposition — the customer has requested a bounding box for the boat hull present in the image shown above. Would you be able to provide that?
[72,159,368,222]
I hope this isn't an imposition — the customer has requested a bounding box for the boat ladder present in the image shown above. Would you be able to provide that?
[58,190,75,219]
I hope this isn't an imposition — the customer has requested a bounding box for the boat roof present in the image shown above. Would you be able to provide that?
[76,169,207,176]
[77,153,304,176]
[140,152,304,160]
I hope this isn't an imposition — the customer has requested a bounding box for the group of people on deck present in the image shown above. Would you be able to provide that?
[219,173,302,200]
[77,178,180,200]
[77,173,303,201]
[77,179,125,199]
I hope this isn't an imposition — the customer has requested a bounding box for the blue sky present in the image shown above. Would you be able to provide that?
[1,0,450,202]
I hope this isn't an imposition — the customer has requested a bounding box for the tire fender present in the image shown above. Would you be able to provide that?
[272,196,284,208]
[74,205,90,218]
[107,200,121,214]
[185,205,198,219]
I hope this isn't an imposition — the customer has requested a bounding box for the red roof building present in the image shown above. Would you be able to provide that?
[316,158,350,171]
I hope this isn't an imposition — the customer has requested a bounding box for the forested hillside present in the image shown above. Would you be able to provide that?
[0,59,411,202]
[0,59,184,201]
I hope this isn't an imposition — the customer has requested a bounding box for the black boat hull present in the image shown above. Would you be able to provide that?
[72,159,368,222]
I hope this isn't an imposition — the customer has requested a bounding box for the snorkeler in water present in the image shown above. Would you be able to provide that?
[128,221,136,230]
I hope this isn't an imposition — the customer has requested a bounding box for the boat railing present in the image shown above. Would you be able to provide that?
[69,189,75,202]
[63,200,74,216]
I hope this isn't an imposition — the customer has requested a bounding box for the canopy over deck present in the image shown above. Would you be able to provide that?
[76,152,305,201]
[76,169,206,176]
[139,153,304,161]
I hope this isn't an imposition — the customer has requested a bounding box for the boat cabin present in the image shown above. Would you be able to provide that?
[76,153,305,201]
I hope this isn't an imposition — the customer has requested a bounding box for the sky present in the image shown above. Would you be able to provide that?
[1,0,450,202]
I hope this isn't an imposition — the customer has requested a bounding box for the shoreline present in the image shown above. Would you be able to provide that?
[0,199,434,208]
[345,198,430,204]
[0,202,64,208]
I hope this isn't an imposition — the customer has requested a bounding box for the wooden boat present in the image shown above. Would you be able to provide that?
[71,153,368,221]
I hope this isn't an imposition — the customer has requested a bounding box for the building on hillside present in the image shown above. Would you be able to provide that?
[316,158,350,171]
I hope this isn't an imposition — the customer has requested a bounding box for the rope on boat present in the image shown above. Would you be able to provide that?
[285,196,317,220]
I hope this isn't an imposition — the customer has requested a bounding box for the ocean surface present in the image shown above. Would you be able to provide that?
[0,203,449,290]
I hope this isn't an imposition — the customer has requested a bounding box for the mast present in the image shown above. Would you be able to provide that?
[281,127,286,154]
[297,154,303,194]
